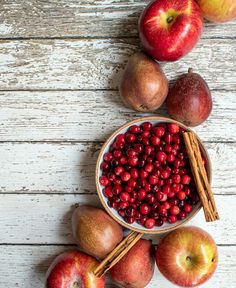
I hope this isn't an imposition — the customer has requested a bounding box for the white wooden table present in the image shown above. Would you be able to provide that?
[0,1,235,287]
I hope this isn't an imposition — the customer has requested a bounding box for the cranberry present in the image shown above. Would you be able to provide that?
[128,156,139,166]
[168,215,177,223]
[164,144,172,153]
[121,172,131,182]
[99,176,109,186]
[114,166,124,176]
[174,158,181,167]
[139,216,148,226]
[103,186,113,198]
[167,153,175,162]
[125,206,136,217]
[113,177,122,185]
[140,203,151,215]
[138,158,145,168]
[139,169,148,179]
[151,136,161,146]
[108,172,116,182]
[152,185,159,193]
[134,143,143,154]
[144,183,152,192]
[162,184,171,194]
[170,205,180,215]
[154,160,161,168]
[103,152,113,162]
[178,211,187,220]
[156,151,167,162]
[146,157,153,164]
[126,217,135,224]
[100,162,110,171]
[145,145,154,155]
[119,201,129,209]
[178,152,185,160]
[127,178,137,188]
[184,204,193,213]
[172,144,180,150]
[142,138,150,146]
[145,218,155,229]
[113,150,122,158]
[153,126,165,137]
[137,189,146,200]
[172,135,180,144]
[171,183,181,192]
[142,122,152,131]
[169,198,179,206]
[148,175,158,185]
[120,156,127,165]
[146,193,155,204]
[118,209,126,217]
[172,174,181,184]
[166,178,173,185]
[156,218,163,226]
[130,191,137,199]
[151,202,160,211]
[126,133,136,143]
[181,175,191,185]
[177,191,186,200]
[120,192,130,202]
[113,185,122,195]
[164,132,173,143]
[167,191,175,198]
[158,205,167,216]
[184,187,191,196]
[150,211,159,219]
[109,201,118,210]
[168,123,179,134]
[156,192,167,202]
[158,179,165,187]
[178,200,185,208]
[135,211,142,219]
[163,201,171,210]
[161,170,170,179]
[144,163,154,173]
[129,125,141,134]
[142,131,150,138]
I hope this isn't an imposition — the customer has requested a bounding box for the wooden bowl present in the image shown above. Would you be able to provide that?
[95,116,212,234]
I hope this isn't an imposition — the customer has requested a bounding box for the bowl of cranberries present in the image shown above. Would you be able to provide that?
[96,117,211,234]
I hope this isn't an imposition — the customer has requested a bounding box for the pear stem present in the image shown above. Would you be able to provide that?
[188,68,193,74]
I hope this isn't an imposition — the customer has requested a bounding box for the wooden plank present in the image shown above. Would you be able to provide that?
[0,245,235,288]
[0,90,235,142]
[0,38,235,90]
[0,194,235,244]
[0,142,235,194]
[0,0,235,38]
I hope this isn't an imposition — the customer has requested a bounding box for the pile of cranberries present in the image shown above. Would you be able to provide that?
[99,122,202,229]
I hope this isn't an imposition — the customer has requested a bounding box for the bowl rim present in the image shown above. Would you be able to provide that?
[95,116,212,234]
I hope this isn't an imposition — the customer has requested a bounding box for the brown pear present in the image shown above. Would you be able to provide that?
[120,52,169,112]
[72,205,123,259]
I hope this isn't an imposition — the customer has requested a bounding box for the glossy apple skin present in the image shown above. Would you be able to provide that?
[110,239,155,288]
[139,0,203,61]
[155,226,218,287]
[46,250,105,288]
[196,0,236,23]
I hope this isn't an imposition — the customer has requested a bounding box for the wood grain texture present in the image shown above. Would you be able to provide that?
[0,194,235,244]
[0,245,235,288]
[0,90,235,142]
[0,38,236,90]
[0,0,235,38]
[0,142,235,194]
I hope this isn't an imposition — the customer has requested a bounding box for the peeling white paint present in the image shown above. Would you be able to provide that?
[0,23,13,35]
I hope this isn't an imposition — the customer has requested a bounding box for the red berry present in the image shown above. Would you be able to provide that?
[156,192,167,202]
[146,193,155,204]
[126,133,136,143]
[164,132,173,143]
[100,162,110,171]
[156,219,163,226]
[173,135,180,144]
[144,163,154,173]
[168,215,177,223]
[130,168,139,179]
[120,192,130,202]
[149,175,158,185]
[156,151,167,162]
[178,211,187,220]
[162,185,171,194]
[164,144,172,153]
[145,218,155,229]
[99,176,109,186]
[161,169,170,179]
[128,156,139,166]
[137,189,146,201]
[118,209,126,217]
[119,201,129,210]
[114,166,124,176]
[126,217,135,224]
[163,201,171,210]
[174,158,181,167]
[151,136,160,146]
[167,153,175,162]
[153,126,165,137]
[120,156,127,165]
[158,205,167,216]
[170,205,180,215]
[142,122,152,131]
[172,174,181,184]
[184,204,193,213]
[121,172,131,182]
[140,203,151,215]
[139,169,148,179]
[181,175,191,185]
[103,186,113,198]
[144,145,154,155]
[129,125,141,134]
[168,123,179,134]
[103,152,113,162]
[177,191,186,200]
[134,143,143,154]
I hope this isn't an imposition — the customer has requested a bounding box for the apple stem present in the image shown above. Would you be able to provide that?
[167,16,174,24]
[188,68,193,74]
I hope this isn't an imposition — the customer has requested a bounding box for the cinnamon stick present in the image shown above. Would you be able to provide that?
[94,231,143,277]
[183,132,219,222]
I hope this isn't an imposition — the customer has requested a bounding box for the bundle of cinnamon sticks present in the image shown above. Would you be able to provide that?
[183,132,219,222]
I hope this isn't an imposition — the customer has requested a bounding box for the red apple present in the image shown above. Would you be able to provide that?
[110,239,155,288]
[46,250,105,288]
[196,0,236,23]
[155,226,218,287]
[139,0,203,61]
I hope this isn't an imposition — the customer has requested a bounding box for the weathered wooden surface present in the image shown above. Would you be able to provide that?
[0,194,235,245]
[0,90,235,142]
[0,245,235,288]
[0,142,235,194]
[0,0,236,287]
[0,38,235,90]
[1,0,236,38]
